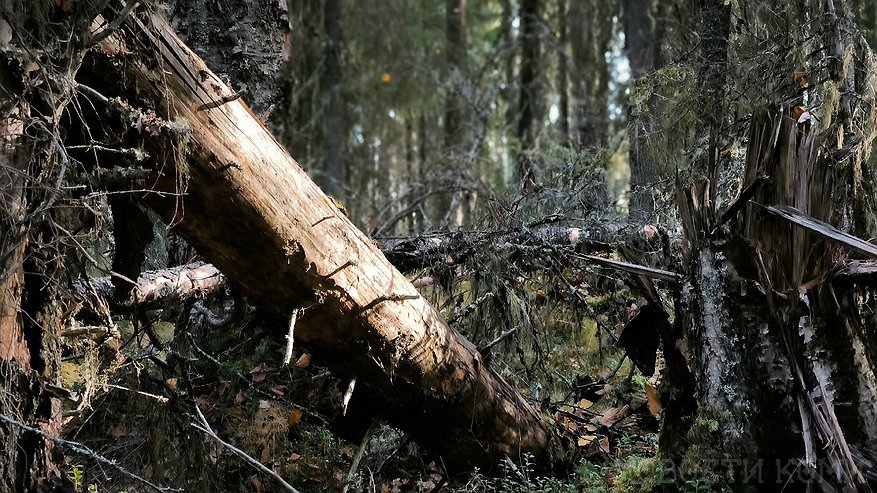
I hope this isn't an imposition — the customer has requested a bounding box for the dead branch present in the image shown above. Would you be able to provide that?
[73,262,225,306]
[0,413,175,492]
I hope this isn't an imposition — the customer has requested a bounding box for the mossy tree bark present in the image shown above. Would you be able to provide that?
[662,1,877,489]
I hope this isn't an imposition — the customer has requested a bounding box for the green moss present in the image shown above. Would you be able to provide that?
[678,406,735,489]
[612,456,661,493]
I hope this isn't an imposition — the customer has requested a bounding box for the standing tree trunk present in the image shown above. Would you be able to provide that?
[441,0,471,226]
[82,12,553,471]
[274,0,324,169]
[444,0,468,152]
[499,0,517,138]
[322,0,344,199]
[0,81,30,367]
[556,0,569,145]
[516,0,542,188]
[569,0,614,149]
[622,0,657,217]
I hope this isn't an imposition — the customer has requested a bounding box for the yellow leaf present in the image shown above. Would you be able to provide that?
[646,383,663,416]
[381,72,391,84]
[577,435,597,447]
[577,399,593,409]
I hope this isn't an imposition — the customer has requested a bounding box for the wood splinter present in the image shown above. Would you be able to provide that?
[342,375,357,416]
[283,308,301,366]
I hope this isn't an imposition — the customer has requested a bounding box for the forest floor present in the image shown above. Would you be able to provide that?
[57,281,667,493]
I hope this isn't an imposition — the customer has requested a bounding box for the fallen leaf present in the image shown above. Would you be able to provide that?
[52,0,73,14]
[794,106,812,123]
[577,399,593,410]
[165,377,178,390]
[646,383,663,416]
[107,423,126,441]
[195,395,210,408]
[577,435,597,447]
[290,452,301,462]
[249,474,263,492]
[294,353,311,368]
[259,399,271,409]
[597,405,630,427]
[270,385,287,397]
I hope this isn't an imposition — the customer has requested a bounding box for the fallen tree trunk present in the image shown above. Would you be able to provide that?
[79,12,551,469]
[379,224,631,272]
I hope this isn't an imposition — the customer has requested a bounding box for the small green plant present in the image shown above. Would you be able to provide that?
[66,464,101,492]
[574,461,610,493]
[67,465,85,490]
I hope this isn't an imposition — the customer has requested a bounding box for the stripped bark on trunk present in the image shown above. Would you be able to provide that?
[81,12,553,470]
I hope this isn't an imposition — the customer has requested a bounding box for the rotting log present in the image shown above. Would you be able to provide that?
[80,12,552,470]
